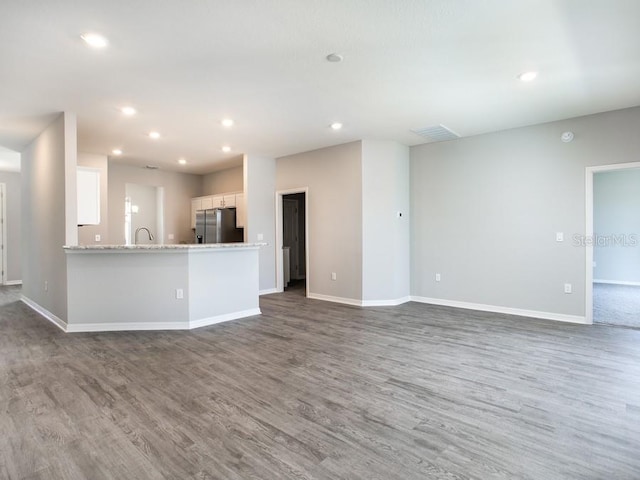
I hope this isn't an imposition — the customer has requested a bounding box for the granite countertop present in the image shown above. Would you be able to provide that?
[64,243,267,251]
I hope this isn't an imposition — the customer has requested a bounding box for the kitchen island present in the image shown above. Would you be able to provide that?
[62,243,264,332]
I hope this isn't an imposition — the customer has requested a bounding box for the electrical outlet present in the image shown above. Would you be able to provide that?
[95,234,101,242]
[435,273,441,282]
[257,233,264,241]
[564,283,572,294]
[331,272,337,281]
[176,288,184,299]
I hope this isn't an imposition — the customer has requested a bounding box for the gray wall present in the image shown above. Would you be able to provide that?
[126,183,158,244]
[0,170,22,282]
[108,163,202,245]
[411,106,640,318]
[77,153,109,246]
[277,142,363,302]
[203,166,243,194]
[594,168,640,284]
[361,140,410,303]
[244,155,276,293]
[21,112,77,321]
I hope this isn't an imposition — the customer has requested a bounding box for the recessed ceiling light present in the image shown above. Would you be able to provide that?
[121,106,136,116]
[326,53,343,63]
[178,158,187,165]
[221,118,234,127]
[112,149,123,155]
[518,71,538,82]
[81,33,108,49]
[221,146,231,153]
[330,122,343,130]
[148,131,161,139]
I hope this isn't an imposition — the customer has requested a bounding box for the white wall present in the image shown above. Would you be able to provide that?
[0,171,22,282]
[594,168,640,283]
[244,155,276,293]
[277,142,363,302]
[411,106,640,319]
[361,140,410,303]
[21,112,77,321]
[77,153,108,246]
[203,166,243,195]
[108,163,202,245]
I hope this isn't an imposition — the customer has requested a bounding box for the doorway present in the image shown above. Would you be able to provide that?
[275,188,308,296]
[586,162,640,327]
[0,183,5,284]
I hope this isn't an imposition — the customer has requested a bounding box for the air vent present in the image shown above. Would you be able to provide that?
[411,124,460,142]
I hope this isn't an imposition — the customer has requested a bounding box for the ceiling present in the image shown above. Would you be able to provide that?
[1,0,639,174]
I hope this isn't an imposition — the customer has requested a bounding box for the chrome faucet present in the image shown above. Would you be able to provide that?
[134,227,154,244]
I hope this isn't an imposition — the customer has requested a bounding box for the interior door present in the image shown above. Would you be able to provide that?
[283,199,299,279]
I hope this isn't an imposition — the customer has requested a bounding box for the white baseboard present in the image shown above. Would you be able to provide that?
[4,280,22,286]
[189,308,261,329]
[410,296,588,324]
[65,308,263,333]
[594,279,640,287]
[307,293,411,307]
[259,288,279,296]
[361,296,412,307]
[307,292,363,306]
[21,296,68,332]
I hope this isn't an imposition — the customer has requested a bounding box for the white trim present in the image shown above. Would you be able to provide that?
[21,296,68,331]
[67,322,185,333]
[189,308,261,329]
[0,183,6,285]
[22,295,260,333]
[275,187,309,296]
[585,161,640,325]
[259,288,279,296]
[361,296,412,307]
[410,296,588,324]
[594,279,640,287]
[67,308,262,332]
[307,292,363,306]
[4,280,22,286]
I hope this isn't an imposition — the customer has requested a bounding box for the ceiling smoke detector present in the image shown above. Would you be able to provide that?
[411,124,460,142]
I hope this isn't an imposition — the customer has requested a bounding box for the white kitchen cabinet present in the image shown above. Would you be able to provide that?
[191,191,245,229]
[190,198,202,229]
[201,196,214,210]
[209,195,224,208]
[223,194,236,208]
[235,193,245,228]
[77,167,100,225]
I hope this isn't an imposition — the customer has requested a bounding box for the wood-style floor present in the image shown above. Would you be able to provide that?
[2,285,640,479]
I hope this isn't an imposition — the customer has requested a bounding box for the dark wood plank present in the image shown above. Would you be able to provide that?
[1,285,640,479]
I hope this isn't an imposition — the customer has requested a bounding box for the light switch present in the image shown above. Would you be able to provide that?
[556,232,564,242]
[95,234,101,242]
[168,233,174,240]
[257,233,264,241]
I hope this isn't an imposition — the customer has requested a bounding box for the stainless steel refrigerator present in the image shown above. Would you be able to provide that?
[195,208,244,243]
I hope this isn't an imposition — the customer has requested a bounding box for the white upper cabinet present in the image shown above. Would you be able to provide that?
[77,167,100,225]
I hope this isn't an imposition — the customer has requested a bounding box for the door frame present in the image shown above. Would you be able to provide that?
[585,161,640,324]
[0,183,6,285]
[275,187,309,295]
